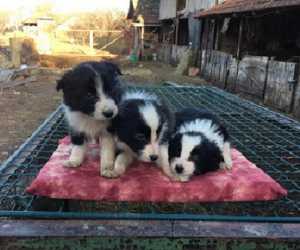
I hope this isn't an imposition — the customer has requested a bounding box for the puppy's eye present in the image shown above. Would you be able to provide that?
[135,133,146,141]
[88,86,96,95]
[157,124,163,135]
[188,155,199,162]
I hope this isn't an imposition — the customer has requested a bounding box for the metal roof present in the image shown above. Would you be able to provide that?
[196,0,300,17]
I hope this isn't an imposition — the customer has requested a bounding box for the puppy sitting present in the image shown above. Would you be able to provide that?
[56,61,123,177]
[107,91,173,177]
[160,108,232,182]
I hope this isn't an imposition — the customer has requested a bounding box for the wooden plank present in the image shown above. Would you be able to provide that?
[236,18,244,59]
[205,50,232,89]
[173,221,300,239]
[205,59,213,81]
[10,37,23,68]
[202,50,212,80]
[264,61,297,112]
[236,56,269,99]
[0,220,172,237]
[1,220,300,238]
[210,50,219,83]
[200,50,206,73]
[226,57,238,92]
[0,76,38,89]
[217,51,231,89]
[293,73,300,119]
[219,53,232,88]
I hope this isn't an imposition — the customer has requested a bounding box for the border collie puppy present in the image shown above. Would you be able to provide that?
[161,108,232,182]
[107,91,173,177]
[56,61,123,177]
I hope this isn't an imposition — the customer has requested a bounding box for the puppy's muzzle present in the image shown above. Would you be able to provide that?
[149,154,158,162]
[102,110,114,118]
[175,164,184,174]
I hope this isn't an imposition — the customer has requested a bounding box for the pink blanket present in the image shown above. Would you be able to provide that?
[26,137,287,203]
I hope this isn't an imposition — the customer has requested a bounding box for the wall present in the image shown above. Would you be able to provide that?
[186,0,217,13]
[159,0,177,20]
[217,11,300,60]
[200,49,300,118]
[158,44,189,64]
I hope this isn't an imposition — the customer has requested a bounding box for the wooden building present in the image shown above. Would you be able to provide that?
[158,0,221,64]
[127,0,160,59]
[195,0,300,118]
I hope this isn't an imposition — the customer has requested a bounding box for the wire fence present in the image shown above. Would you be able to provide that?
[0,85,299,221]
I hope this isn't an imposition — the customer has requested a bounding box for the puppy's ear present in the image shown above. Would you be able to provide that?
[168,132,182,160]
[56,69,72,91]
[105,61,122,75]
[114,64,122,75]
[56,78,64,91]
[159,100,175,132]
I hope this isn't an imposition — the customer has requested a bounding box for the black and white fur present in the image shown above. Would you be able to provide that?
[107,91,173,177]
[160,108,232,182]
[56,61,123,177]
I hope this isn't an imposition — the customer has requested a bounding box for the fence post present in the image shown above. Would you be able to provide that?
[89,30,94,50]
[10,37,23,68]
[236,18,244,59]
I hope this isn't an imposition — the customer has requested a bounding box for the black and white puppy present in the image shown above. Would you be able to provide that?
[56,60,123,177]
[107,91,173,177]
[160,108,232,182]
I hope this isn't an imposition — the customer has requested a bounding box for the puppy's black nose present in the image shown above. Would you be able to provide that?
[175,164,184,174]
[103,111,114,118]
[149,155,158,162]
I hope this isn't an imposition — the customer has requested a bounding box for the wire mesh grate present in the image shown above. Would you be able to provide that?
[0,85,299,221]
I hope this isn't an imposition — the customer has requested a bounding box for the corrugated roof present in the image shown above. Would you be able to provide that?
[197,0,300,17]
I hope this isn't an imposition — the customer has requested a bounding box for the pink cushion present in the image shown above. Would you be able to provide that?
[26,137,287,203]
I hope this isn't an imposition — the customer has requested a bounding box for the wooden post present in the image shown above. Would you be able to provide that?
[89,30,94,50]
[141,25,145,58]
[236,18,244,59]
[175,17,179,45]
[214,19,220,50]
[10,37,23,68]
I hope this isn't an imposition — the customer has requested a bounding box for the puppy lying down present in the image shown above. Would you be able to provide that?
[107,91,173,177]
[160,108,232,182]
[106,89,231,182]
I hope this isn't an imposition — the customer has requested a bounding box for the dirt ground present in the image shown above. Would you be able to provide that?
[121,61,206,85]
[0,59,205,164]
[0,79,62,163]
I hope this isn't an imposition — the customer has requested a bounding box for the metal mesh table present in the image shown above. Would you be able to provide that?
[0,85,299,222]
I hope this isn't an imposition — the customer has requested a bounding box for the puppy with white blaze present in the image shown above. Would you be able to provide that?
[107,91,173,177]
[56,61,123,177]
[160,108,232,182]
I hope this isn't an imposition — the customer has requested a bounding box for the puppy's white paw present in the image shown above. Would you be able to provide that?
[170,176,181,182]
[101,168,120,178]
[63,158,82,168]
[101,162,119,178]
[166,173,188,182]
[220,161,232,170]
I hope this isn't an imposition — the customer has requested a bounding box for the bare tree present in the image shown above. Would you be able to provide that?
[0,11,9,33]
[70,10,128,30]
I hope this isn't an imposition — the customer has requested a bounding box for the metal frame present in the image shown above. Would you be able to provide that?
[0,86,300,228]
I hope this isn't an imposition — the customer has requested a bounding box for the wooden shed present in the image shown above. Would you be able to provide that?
[158,0,220,64]
[127,0,160,59]
[195,0,300,118]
